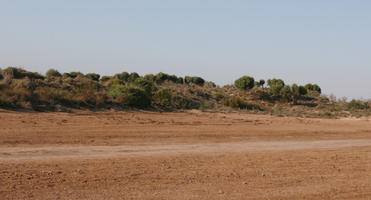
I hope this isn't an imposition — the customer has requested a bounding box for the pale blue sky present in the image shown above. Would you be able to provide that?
[1,1,370,99]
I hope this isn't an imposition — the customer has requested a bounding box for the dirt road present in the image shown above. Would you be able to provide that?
[1,139,371,161]
[0,110,370,199]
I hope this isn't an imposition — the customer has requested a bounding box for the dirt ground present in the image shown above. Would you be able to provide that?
[0,109,370,200]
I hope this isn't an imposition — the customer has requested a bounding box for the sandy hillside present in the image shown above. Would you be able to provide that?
[0,109,370,199]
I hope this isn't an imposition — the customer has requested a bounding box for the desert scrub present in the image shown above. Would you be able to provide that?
[234,76,255,90]
[85,73,100,81]
[33,87,72,105]
[100,76,111,82]
[108,85,150,108]
[173,96,197,109]
[133,78,154,94]
[222,96,261,110]
[0,87,32,108]
[2,67,44,80]
[213,92,224,101]
[46,69,62,78]
[271,106,284,115]
[153,88,173,108]
[347,100,370,110]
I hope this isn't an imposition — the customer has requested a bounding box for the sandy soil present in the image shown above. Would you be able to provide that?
[0,109,370,199]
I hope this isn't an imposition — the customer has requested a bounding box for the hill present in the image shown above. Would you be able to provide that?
[0,67,369,118]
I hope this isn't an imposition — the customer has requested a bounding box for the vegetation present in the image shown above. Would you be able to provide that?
[85,73,100,81]
[153,88,173,108]
[234,76,255,90]
[108,85,150,108]
[46,69,62,78]
[0,66,369,118]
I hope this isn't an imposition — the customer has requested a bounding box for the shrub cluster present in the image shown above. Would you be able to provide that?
[0,67,330,112]
[108,85,150,108]
[305,83,322,94]
[184,76,205,86]
[347,100,370,110]
[234,76,255,90]
[222,96,261,110]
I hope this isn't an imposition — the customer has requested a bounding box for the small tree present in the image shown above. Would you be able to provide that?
[312,84,321,94]
[176,77,184,84]
[144,74,155,82]
[108,85,150,108]
[259,79,265,88]
[100,76,111,82]
[280,85,292,101]
[69,72,84,78]
[114,72,129,81]
[85,73,100,81]
[46,69,62,78]
[128,72,140,82]
[184,76,192,84]
[299,86,307,95]
[305,83,321,94]
[234,76,255,90]
[267,78,285,96]
[155,72,169,84]
[153,88,173,108]
[168,75,178,83]
[191,77,205,86]
[133,78,154,94]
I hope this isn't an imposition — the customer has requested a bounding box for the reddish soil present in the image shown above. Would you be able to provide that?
[0,109,370,199]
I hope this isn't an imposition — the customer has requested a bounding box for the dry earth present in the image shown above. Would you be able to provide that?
[0,109,370,199]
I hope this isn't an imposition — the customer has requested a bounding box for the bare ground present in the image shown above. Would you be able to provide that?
[0,109,370,199]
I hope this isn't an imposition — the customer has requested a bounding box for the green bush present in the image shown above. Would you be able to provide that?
[191,76,205,86]
[114,72,129,81]
[305,83,321,94]
[155,72,181,84]
[85,73,100,81]
[267,78,285,96]
[2,67,44,80]
[155,72,169,83]
[222,96,260,110]
[205,81,216,88]
[144,74,155,82]
[280,85,292,100]
[128,72,140,82]
[255,90,270,100]
[108,85,150,108]
[258,79,265,87]
[0,87,32,108]
[184,76,205,86]
[214,92,224,101]
[133,78,154,94]
[33,87,71,105]
[153,88,173,108]
[298,85,307,95]
[168,75,178,82]
[235,76,255,90]
[46,69,62,78]
[176,77,184,84]
[10,78,34,89]
[69,72,84,78]
[290,84,307,103]
[173,96,198,109]
[347,100,369,110]
[100,76,111,82]
[184,76,192,84]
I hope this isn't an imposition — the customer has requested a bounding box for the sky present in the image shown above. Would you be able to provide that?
[0,0,370,99]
